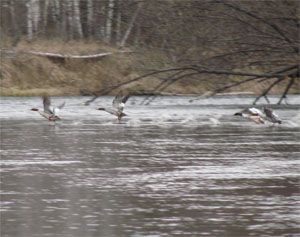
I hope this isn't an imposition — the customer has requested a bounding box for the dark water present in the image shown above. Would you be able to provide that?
[1,95,300,236]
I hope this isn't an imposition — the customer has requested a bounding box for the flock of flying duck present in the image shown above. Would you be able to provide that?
[31,91,129,123]
[31,91,282,125]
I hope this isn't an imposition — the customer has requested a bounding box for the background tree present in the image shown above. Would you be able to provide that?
[0,0,298,103]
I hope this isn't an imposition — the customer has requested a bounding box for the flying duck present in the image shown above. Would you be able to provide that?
[97,91,130,122]
[31,96,65,121]
[234,107,265,124]
[234,107,282,125]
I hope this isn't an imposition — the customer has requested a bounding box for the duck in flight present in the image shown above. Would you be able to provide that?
[31,96,65,121]
[234,107,282,124]
[97,90,130,122]
[234,107,265,124]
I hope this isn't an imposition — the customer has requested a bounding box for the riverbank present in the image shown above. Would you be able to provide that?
[1,39,298,96]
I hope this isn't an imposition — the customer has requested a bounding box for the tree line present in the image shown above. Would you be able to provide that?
[1,0,299,104]
[1,0,146,46]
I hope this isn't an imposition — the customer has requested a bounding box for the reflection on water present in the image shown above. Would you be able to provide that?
[1,95,300,236]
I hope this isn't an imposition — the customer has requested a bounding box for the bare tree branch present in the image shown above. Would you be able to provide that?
[223,2,298,53]
[84,65,295,105]
[253,77,285,105]
[277,76,296,104]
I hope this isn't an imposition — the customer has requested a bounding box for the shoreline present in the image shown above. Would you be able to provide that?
[0,91,298,97]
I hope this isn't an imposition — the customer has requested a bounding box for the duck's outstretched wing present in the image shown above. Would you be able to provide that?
[57,101,65,110]
[53,101,65,115]
[122,93,131,104]
[112,91,124,110]
[264,107,282,124]
[43,96,53,114]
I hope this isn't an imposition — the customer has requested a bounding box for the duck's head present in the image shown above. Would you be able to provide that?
[234,112,242,116]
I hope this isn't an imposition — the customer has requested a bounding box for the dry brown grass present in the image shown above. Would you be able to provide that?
[1,39,153,96]
[1,39,299,96]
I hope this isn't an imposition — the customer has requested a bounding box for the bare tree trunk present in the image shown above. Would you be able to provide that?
[9,0,21,46]
[119,2,143,47]
[31,0,40,33]
[66,1,74,40]
[42,0,49,36]
[49,0,60,36]
[134,22,141,46]
[100,6,106,39]
[94,3,105,40]
[59,1,68,39]
[106,0,115,43]
[26,1,33,40]
[50,0,57,21]
[73,0,83,38]
[87,0,93,37]
[115,0,122,43]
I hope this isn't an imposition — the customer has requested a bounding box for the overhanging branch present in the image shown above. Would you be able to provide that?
[83,65,291,105]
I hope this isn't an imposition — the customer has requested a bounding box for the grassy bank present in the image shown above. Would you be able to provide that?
[1,39,298,96]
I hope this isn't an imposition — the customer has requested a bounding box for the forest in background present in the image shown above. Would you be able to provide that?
[0,0,299,104]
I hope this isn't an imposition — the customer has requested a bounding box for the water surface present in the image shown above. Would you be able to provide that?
[1,95,299,236]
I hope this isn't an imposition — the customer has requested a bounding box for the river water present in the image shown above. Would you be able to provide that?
[1,95,299,237]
